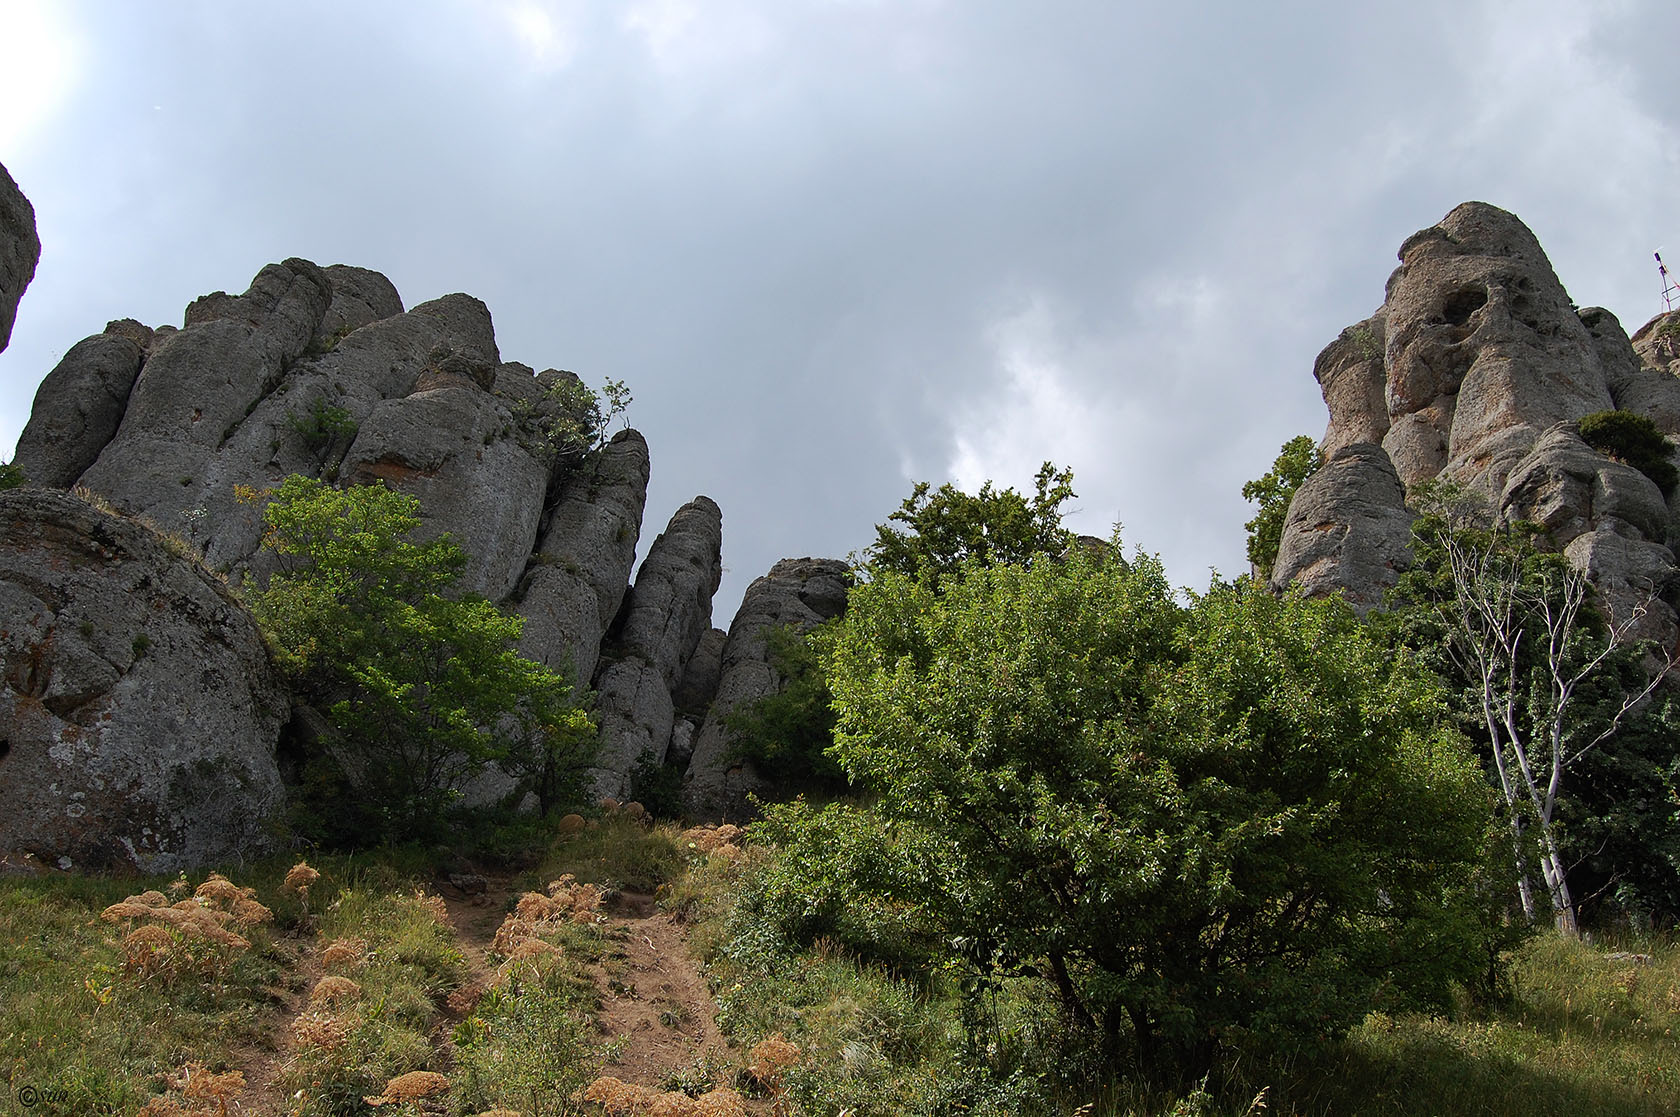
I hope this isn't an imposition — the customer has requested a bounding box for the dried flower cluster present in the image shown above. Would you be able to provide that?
[101,876,270,981]
[681,825,744,862]
[136,1061,246,1117]
[283,859,322,895]
[746,1034,801,1089]
[414,888,451,924]
[581,1076,747,1117]
[365,1069,449,1106]
[490,875,604,958]
[320,935,369,969]
[291,1010,354,1052]
[310,975,362,1004]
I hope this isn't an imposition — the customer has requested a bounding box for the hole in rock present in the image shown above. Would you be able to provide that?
[1443,287,1488,327]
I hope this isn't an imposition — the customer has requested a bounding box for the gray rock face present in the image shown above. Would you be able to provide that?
[1501,424,1677,648]
[515,429,650,688]
[0,489,288,871]
[1316,314,1390,456]
[13,332,145,488]
[1381,202,1614,495]
[1499,425,1671,548]
[615,497,725,688]
[588,497,723,797]
[1632,310,1680,381]
[672,627,726,716]
[684,557,850,820]
[1282,202,1680,617]
[1268,443,1413,614]
[76,259,335,530]
[0,161,39,353]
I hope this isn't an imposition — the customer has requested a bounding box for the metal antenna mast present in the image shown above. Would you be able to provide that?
[1660,252,1679,313]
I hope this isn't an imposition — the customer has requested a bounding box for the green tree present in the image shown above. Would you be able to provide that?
[823,544,1489,1072]
[0,459,24,491]
[865,462,1075,584]
[249,476,595,838]
[1242,435,1322,580]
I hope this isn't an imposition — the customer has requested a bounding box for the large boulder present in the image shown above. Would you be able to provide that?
[0,161,39,353]
[1269,443,1413,614]
[0,489,288,872]
[1316,314,1390,456]
[1632,310,1680,381]
[12,329,146,488]
[76,259,335,532]
[684,557,850,820]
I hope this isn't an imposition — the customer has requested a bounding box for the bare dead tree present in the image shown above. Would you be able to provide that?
[1422,489,1674,935]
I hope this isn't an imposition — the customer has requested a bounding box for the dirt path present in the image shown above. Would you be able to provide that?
[592,891,739,1089]
[225,868,751,1115]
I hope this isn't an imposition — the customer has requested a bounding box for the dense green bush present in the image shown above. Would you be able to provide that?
[1578,409,1677,495]
[824,543,1492,1074]
[865,461,1075,585]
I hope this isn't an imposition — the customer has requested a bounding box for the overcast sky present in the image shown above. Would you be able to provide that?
[3,0,1677,624]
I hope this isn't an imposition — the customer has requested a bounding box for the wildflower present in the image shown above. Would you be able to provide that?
[292,1012,353,1051]
[414,889,449,923]
[232,898,274,927]
[195,874,255,909]
[365,1070,449,1106]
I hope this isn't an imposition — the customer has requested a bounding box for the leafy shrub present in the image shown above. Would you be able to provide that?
[825,544,1492,1074]
[284,396,358,457]
[0,459,24,491]
[1242,434,1321,579]
[248,475,595,839]
[729,799,942,972]
[1578,409,1678,495]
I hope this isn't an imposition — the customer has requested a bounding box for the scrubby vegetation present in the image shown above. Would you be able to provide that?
[1578,410,1678,496]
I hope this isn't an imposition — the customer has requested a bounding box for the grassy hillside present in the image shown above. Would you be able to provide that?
[1,818,1675,1116]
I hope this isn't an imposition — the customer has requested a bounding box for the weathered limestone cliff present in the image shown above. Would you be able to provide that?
[590,497,724,798]
[1275,202,1680,647]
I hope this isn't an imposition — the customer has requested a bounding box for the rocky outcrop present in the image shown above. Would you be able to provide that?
[0,161,38,353]
[0,489,289,872]
[589,497,724,797]
[9,240,727,855]
[1269,443,1413,614]
[515,429,650,687]
[685,557,850,820]
[1380,202,1615,495]
[1279,202,1680,644]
